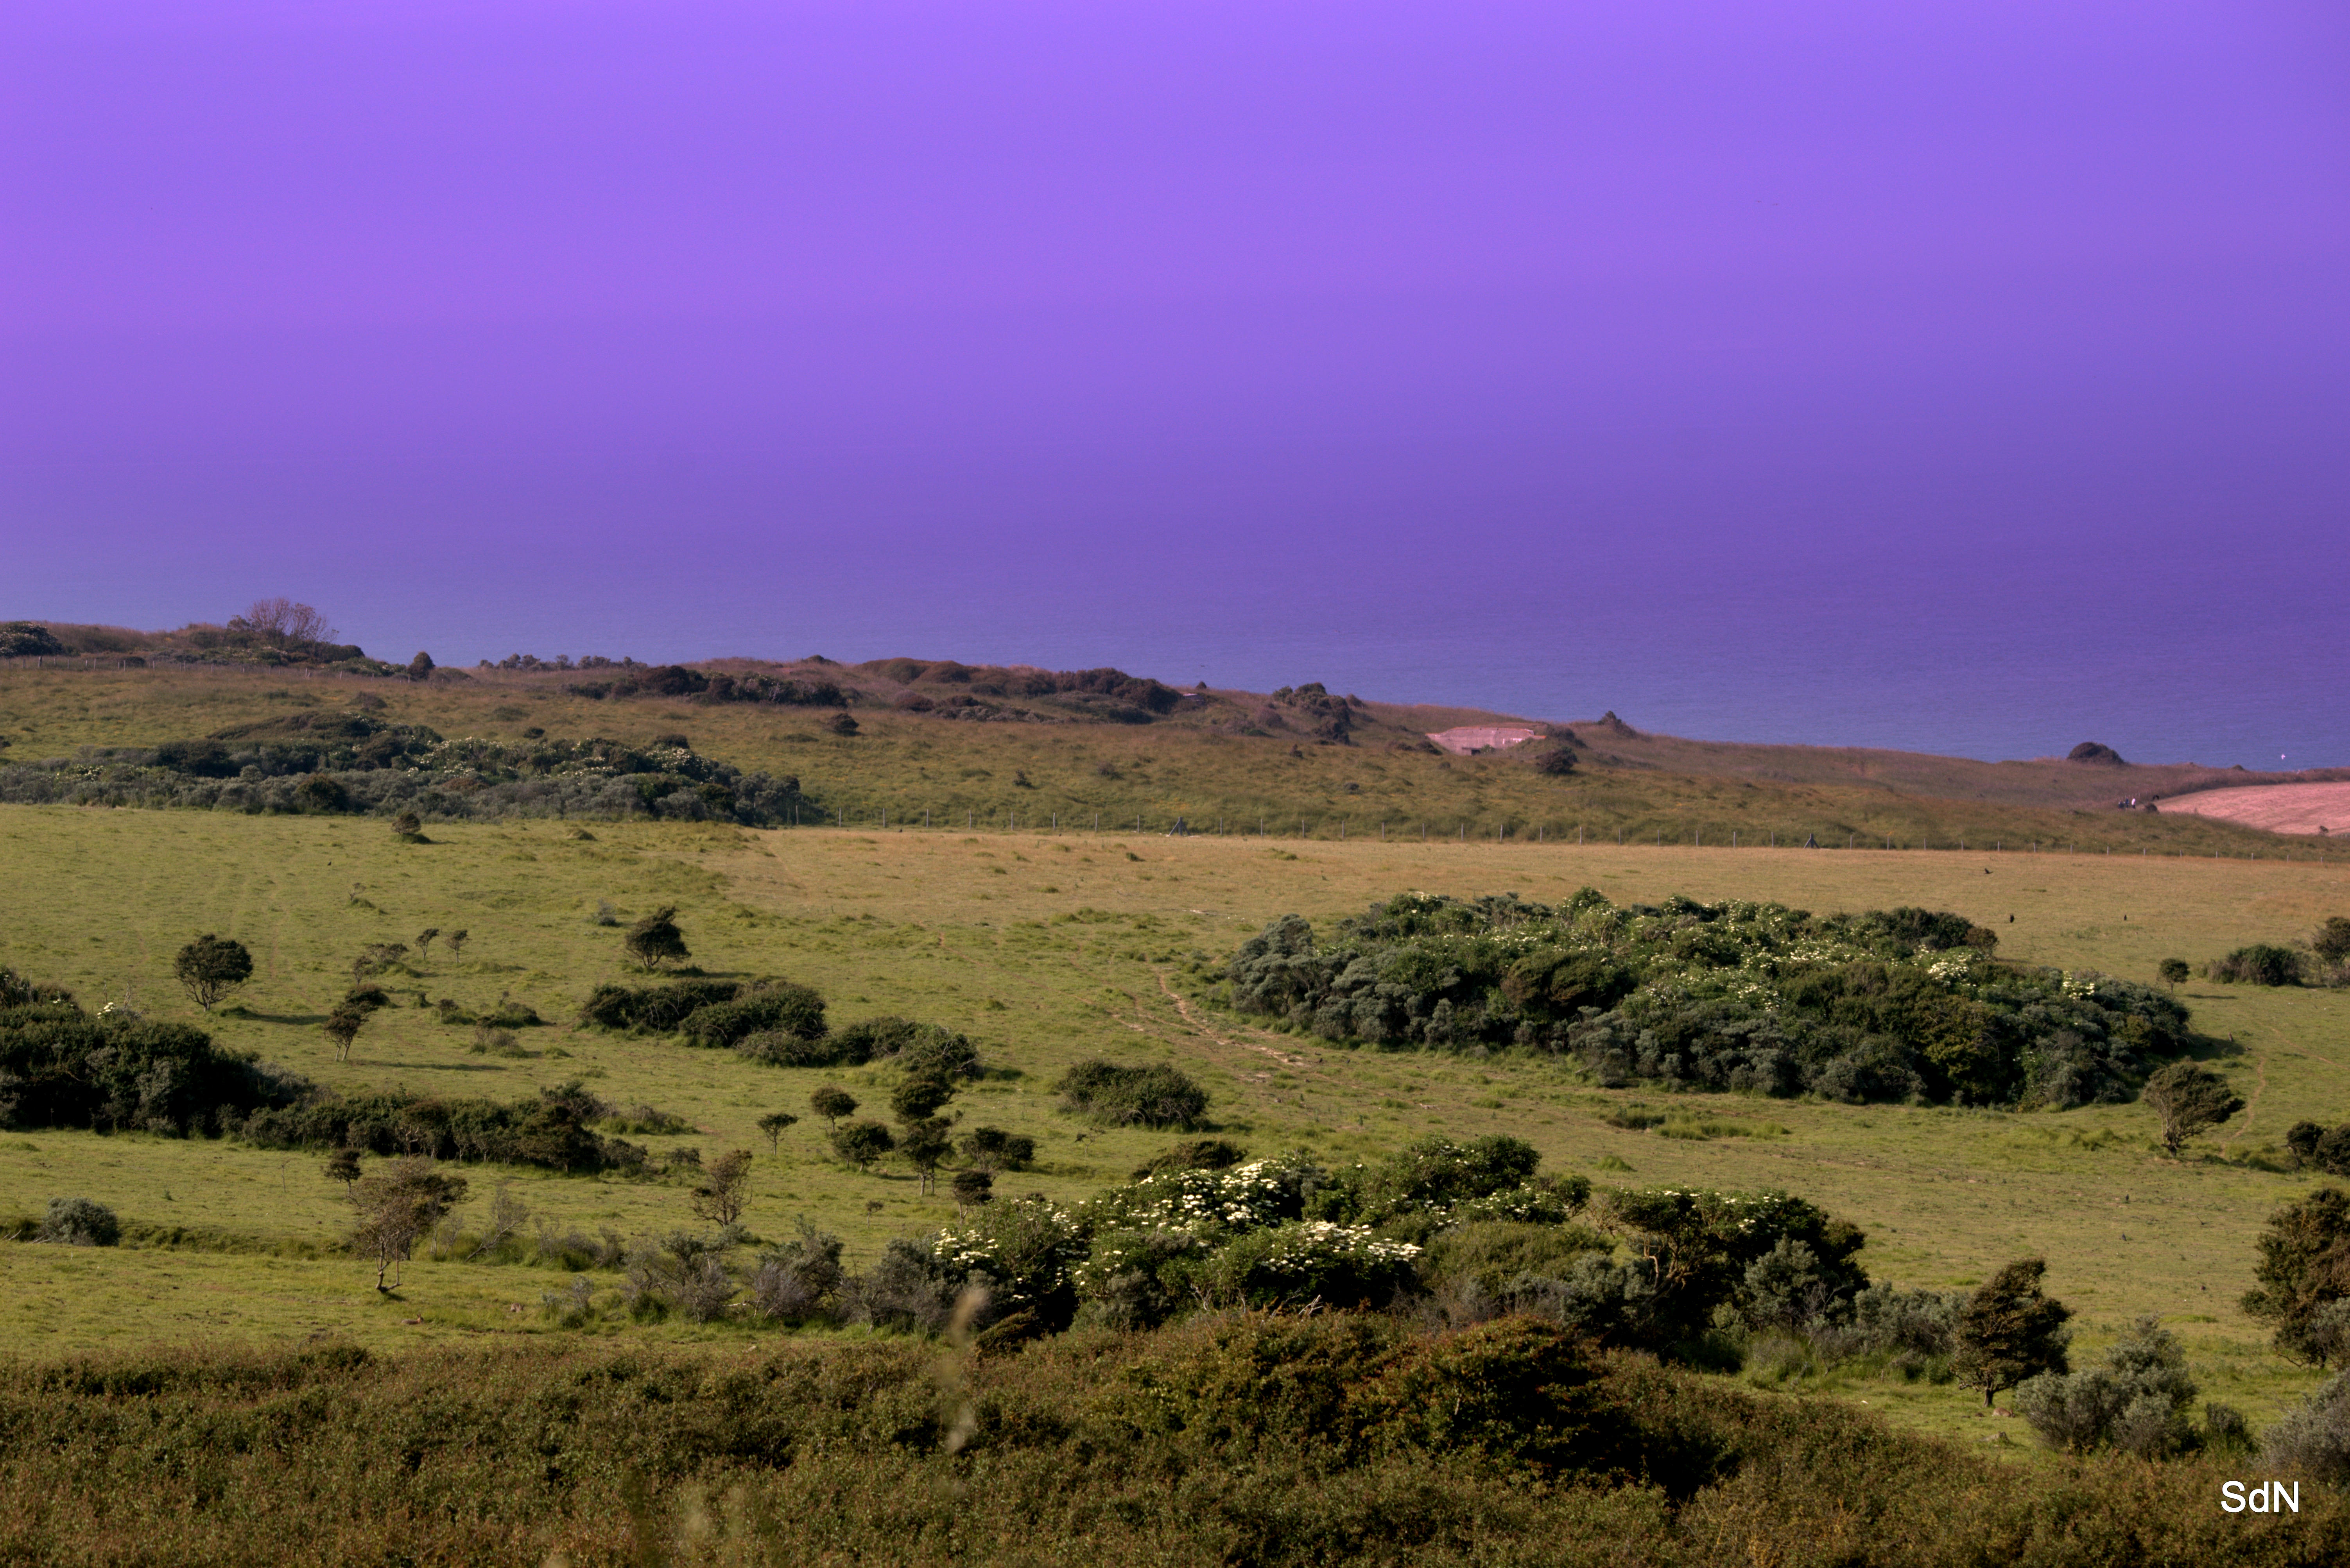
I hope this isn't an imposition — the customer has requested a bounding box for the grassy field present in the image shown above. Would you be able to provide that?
[7,794,2350,1460]
[6,661,2341,861]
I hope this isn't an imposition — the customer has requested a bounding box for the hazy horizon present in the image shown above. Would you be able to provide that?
[7,2,2346,769]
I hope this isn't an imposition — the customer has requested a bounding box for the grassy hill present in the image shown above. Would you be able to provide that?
[3,657,2342,863]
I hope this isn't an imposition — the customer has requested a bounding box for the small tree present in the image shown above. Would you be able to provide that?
[324,1147,363,1189]
[756,1112,798,1152]
[445,929,470,961]
[347,1157,468,1291]
[811,1086,858,1129]
[1953,1257,2072,1407]
[625,906,690,970]
[959,1126,1038,1172]
[690,1149,754,1228]
[2141,1061,2243,1156]
[951,1168,995,1210]
[832,1120,894,1170]
[416,927,441,960]
[900,1118,953,1195]
[173,934,254,1013]
[391,811,424,839]
[2157,958,2190,992]
[323,1004,366,1063]
[2315,917,2350,967]
[2244,1187,2350,1366]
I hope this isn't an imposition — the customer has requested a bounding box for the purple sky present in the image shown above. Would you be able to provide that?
[5,1,2347,765]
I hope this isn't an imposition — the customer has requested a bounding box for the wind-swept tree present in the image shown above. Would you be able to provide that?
[625,907,690,971]
[756,1112,798,1151]
[173,934,254,1013]
[690,1149,754,1228]
[2142,1061,2243,1156]
[323,1004,367,1063]
[1953,1258,2072,1407]
[347,1157,468,1291]
[810,1086,857,1130]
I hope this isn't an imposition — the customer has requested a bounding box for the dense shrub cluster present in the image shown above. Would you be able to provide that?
[0,975,310,1134]
[0,719,812,827]
[580,980,985,1077]
[0,972,640,1174]
[678,984,826,1049]
[240,1082,645,1173]
[578,979,744,1032]
[1226,891,2195,1107]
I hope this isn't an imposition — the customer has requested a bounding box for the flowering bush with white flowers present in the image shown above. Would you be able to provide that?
[1224,890,2194,1108]
[1199,1221,1424,1309]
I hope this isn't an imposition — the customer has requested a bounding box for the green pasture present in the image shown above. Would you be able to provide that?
[5,800,2350,1450]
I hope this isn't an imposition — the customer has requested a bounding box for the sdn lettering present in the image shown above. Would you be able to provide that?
[2221,1481,2301,1514]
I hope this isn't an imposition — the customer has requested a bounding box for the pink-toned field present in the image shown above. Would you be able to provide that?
[1426,724,1541,754]
[2158,780,2350,836]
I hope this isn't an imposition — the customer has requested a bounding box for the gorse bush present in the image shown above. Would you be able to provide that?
[1226,890,2193,1108]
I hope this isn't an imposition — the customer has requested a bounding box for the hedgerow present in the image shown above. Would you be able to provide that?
[1225,891,2194,1107]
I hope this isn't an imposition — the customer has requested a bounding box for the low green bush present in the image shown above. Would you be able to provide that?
[38,1197,120,1247]
[1055,1060,1209,1128]
[2211,945,2303,986]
